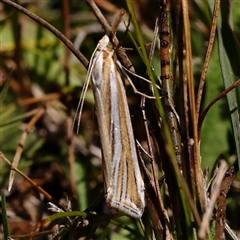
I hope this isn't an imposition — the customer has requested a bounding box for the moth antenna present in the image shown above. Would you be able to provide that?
[73,38,109,134]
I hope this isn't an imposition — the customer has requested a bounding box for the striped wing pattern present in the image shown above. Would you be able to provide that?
[91,35,145,218]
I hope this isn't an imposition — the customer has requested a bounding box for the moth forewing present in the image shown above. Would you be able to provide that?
[90,35,145,218]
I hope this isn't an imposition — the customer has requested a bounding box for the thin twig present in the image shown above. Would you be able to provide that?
[159,0,182,166]
[1,152,62,209]
[198,79,240,135]
[0,0,89,69]
[86,0,135,73]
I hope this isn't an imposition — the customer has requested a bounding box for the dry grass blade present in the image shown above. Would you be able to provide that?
[8,97,59,191]
[182,0,206,212]
[215,166,236,239]
[198,160,228,239]
[196,0,221,120]
[140,97,173,239]
[1,0,239,238]
[1,152,60,207]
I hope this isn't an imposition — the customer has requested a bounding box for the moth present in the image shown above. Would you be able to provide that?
[86,34,145,218]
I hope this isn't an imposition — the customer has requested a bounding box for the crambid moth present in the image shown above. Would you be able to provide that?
[84,35,145,218]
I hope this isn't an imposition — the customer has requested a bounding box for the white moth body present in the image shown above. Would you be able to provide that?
[90,35,145,218]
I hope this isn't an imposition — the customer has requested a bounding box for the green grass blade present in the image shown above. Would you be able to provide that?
[210,1,240,168]
[125,0,194,237]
